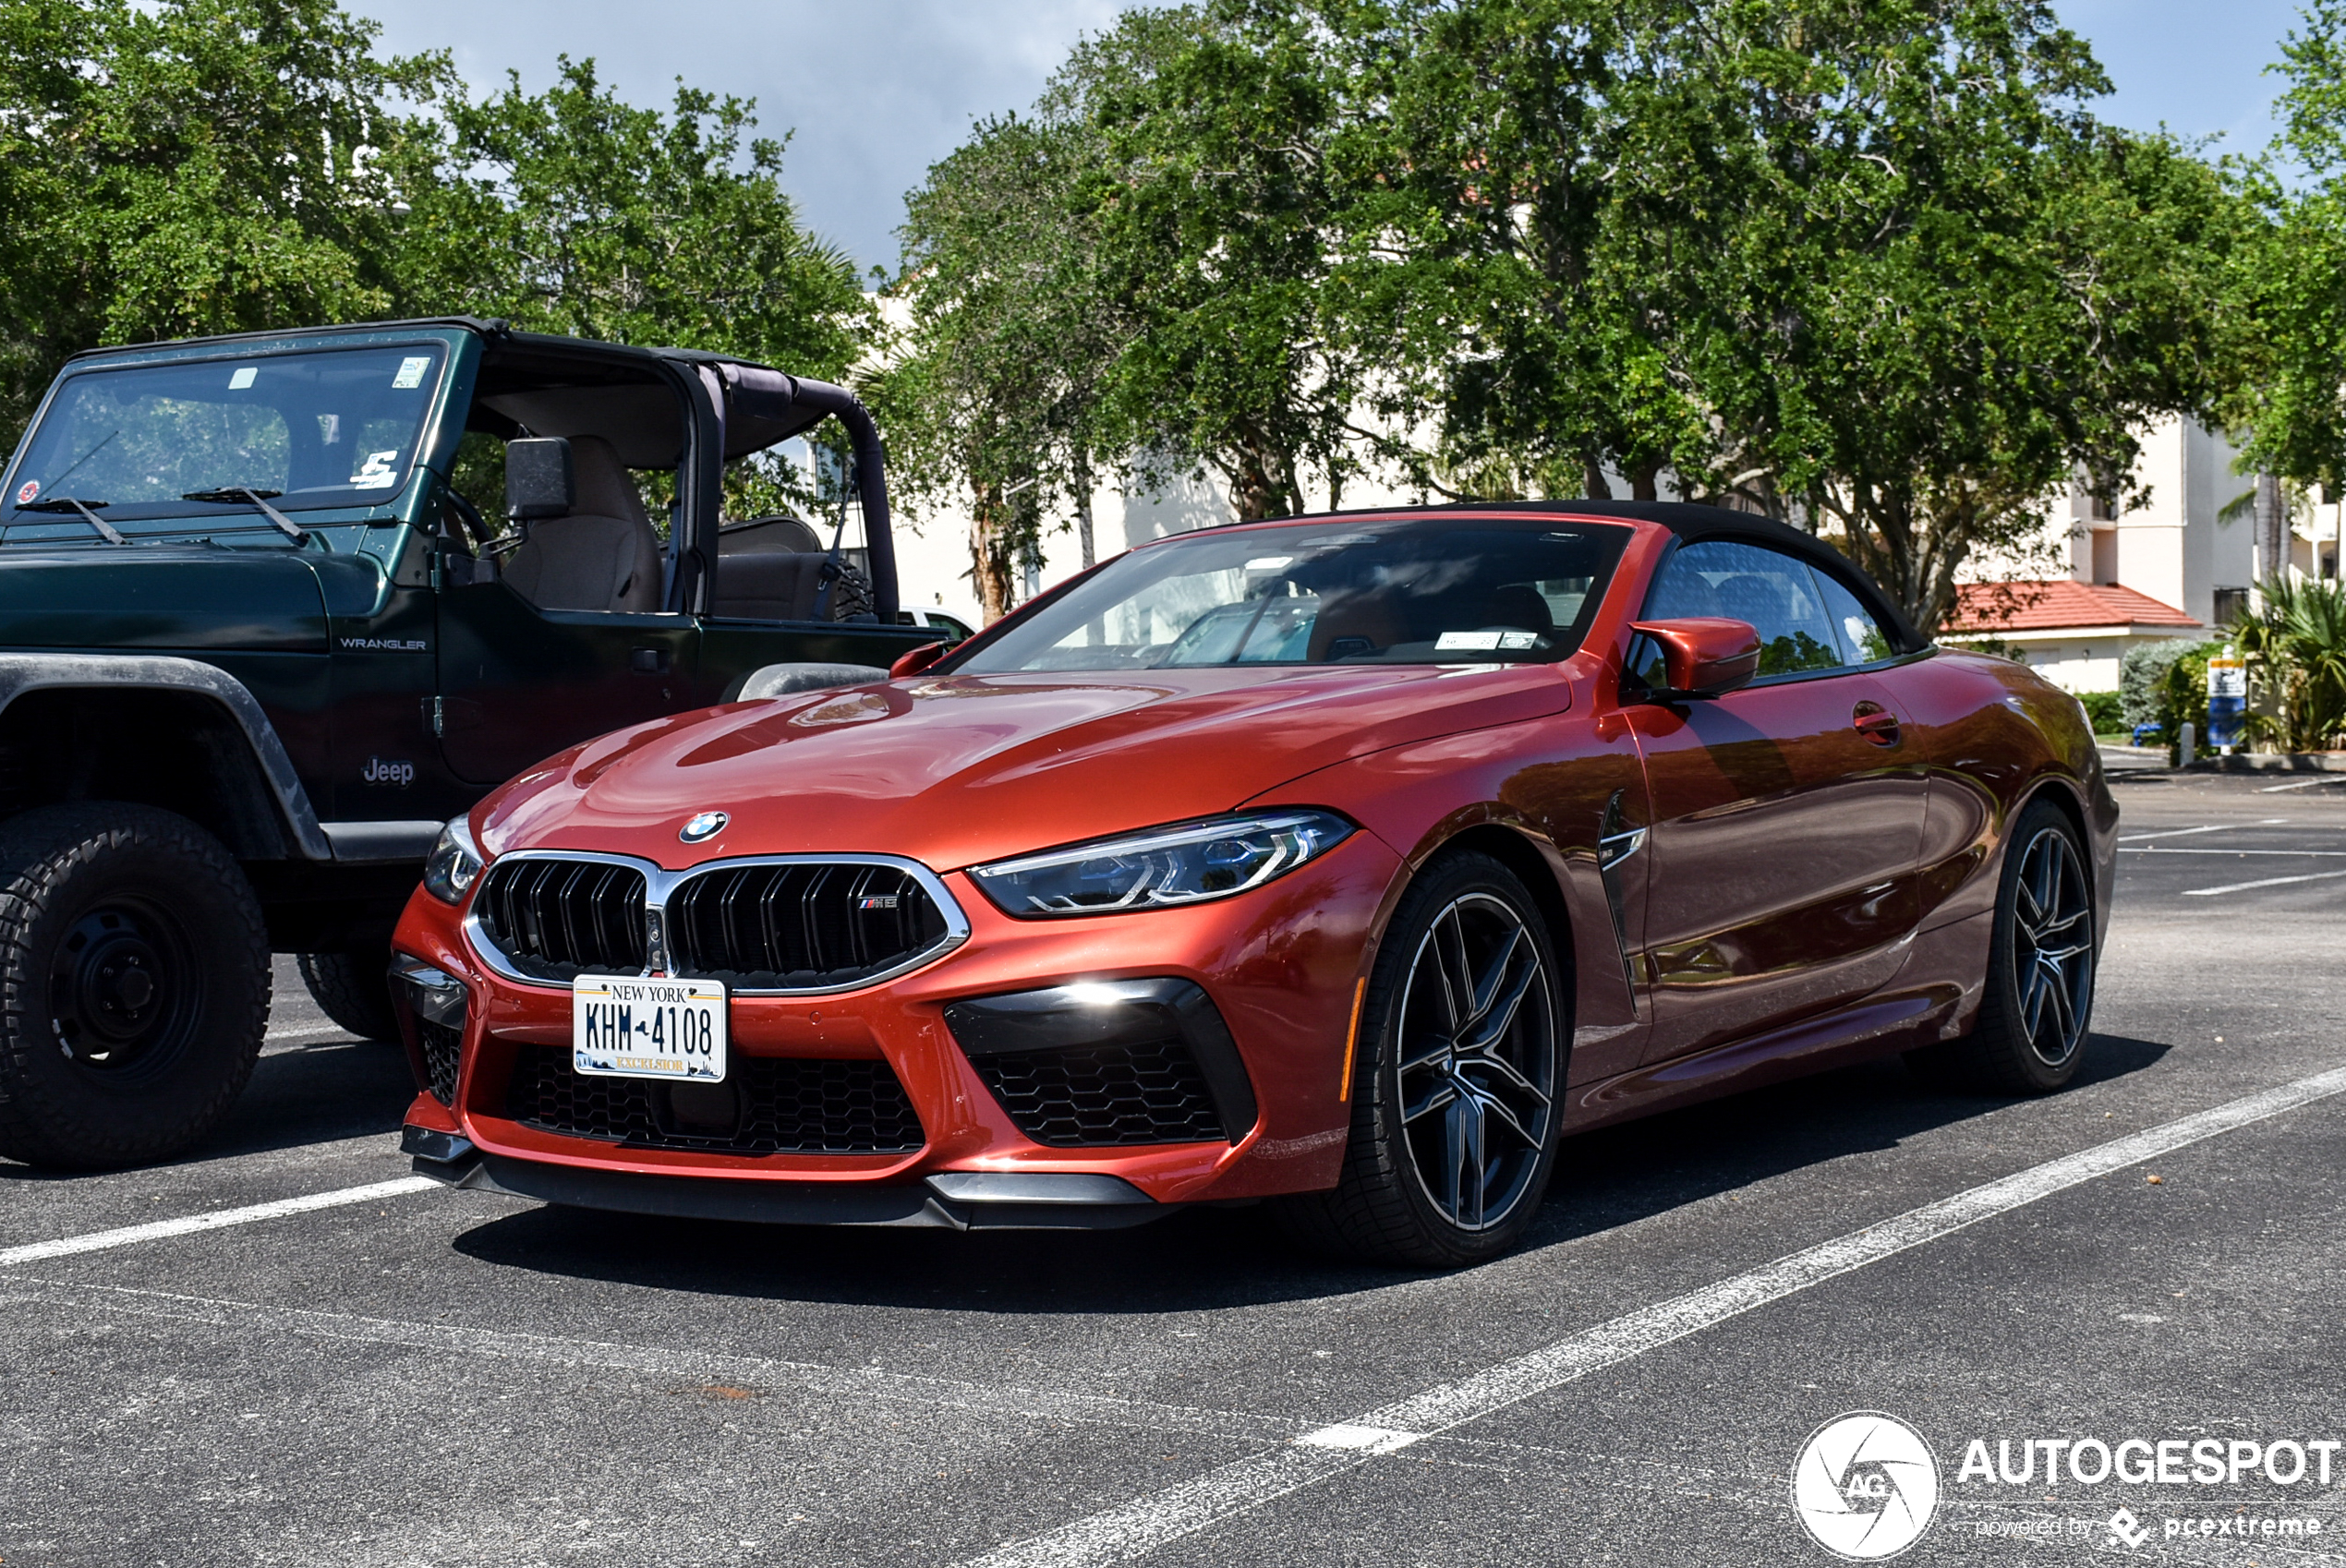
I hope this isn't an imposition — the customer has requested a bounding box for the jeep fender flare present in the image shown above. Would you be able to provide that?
[0,652,338,860]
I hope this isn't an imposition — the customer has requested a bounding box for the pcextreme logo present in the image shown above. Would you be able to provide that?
[1791,1412,1941,1560]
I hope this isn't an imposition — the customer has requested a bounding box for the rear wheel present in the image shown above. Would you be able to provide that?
[1907,799,2098,1094]
[0,804,272,1169]
[1280,850,1566,1268]
[297,948,398,1041]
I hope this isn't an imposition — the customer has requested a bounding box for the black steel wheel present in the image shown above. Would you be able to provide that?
[0,804,271,1168]
[1907,798,2098,1095]
[1279,850,1566,1267]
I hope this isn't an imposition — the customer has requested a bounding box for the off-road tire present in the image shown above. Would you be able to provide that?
[1906,798,2098,1095]
[297,948,398,1041]
[0,803,272,1169]
[1277,850,1568,1269]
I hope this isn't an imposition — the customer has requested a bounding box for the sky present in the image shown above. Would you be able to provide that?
[349,0,2317,273]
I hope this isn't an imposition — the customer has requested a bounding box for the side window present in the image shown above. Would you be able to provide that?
[1644,539,1843,677]
[1810,568,1896,666]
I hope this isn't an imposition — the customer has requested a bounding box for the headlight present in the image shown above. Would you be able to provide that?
[422,816,485,905]
[969,810,1353,917]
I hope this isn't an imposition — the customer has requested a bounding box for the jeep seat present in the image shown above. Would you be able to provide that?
[710,552,833,621]
[502,435,663,613]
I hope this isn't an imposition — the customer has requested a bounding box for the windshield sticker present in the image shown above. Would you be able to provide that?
[392,356,431,389]
[228,367,257,390]
[1436,631,1503,650]
[350,450,401,488]
[14,480,37,506]
[1245,556,1294,571]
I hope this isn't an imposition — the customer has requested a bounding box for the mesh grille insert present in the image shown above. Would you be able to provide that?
[417,1018,462,1106]
[969,1043,1228,1147]
[504,1046,925,1154]
[472,859,647,983]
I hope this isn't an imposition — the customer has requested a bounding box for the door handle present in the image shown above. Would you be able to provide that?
[1852,701,1901,747]
[631,646,671,675]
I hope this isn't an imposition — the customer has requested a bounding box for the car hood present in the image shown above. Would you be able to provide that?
[479,662,1576,871]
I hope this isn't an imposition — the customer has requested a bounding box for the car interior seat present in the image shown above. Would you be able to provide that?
[1478,584,1556,636]
[1305,585,1409,660]
[502,435,663,613]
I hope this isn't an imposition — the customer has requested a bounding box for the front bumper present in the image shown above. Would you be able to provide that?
[389,832,1399,1217]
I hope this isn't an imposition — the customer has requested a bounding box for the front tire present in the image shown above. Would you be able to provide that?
[297,948,398,1041]
[1907,798,2098,1094]
[1280,850,1567,1268]
[0,804,272,1169]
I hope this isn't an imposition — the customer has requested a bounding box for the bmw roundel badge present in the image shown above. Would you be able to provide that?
[680,810,729,843]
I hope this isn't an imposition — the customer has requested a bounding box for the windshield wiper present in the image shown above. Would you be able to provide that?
[182,487,306,543]
[18,496,127,545]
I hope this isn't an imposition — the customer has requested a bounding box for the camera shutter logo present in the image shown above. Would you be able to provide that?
[1791,1412,1940,1559]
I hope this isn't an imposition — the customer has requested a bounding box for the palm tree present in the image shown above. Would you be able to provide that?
[2231,576,2346,752]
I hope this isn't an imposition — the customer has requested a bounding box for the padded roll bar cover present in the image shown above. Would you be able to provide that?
[717,366,899,621]
[734,662,889,701]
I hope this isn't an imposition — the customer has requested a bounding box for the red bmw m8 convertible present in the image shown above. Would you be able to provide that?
[392,502,2115,1266]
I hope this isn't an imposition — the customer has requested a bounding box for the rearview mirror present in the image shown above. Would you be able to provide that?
[505,438,574,520]
[1627,617,1761,698]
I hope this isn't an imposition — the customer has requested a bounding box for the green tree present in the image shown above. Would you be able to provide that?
[1064,5,1367,521]
[0,0,444,437]
[878,114,1127,621]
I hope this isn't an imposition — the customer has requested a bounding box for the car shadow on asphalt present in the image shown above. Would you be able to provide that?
[0,1034,416,1183]
[442,1031,2172,1309]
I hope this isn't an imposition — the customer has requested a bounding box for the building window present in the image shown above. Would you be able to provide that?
[2090,527,2117,585]
[2214,585,2249,629]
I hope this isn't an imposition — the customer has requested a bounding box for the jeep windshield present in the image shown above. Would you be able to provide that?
[952,516,1632,671]
[3,344,447,538]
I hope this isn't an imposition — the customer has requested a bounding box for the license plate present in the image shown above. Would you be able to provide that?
[572,975,728,1081]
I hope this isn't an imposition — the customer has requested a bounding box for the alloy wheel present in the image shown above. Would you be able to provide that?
[2012,826,2094,1068]
[1395,892,1558,1232]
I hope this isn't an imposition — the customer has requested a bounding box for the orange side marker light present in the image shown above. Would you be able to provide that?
[1338,978,1367,1102]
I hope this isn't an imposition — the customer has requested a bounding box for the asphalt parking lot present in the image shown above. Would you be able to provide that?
[4,766,2343,1568]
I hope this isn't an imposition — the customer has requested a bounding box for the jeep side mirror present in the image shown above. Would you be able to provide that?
[505,438,574,521]
[1626,617,1762,699]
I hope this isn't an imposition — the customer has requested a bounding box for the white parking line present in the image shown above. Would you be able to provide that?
[264,1022,355,1042]
[957,1063,2346,1568]
[2183,868,2346,898]
[2259,778,2340,792]
[2117,819,2288,842]
[1,1277,1299,1443]
[0,1176,436,1267]
[2120,847,2346,856]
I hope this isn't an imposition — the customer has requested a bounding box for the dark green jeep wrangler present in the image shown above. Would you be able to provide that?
[0,318,943,1169]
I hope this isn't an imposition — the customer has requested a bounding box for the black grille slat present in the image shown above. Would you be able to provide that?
[504,1046,925,1154]
[972,1043,1228,1147]
[474,859,649,984]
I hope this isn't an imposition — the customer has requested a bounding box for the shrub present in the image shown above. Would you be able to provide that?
[2154,641,2228,761]
[2076,691,2123,735]
[2121,640,2196,730]
[2231,576,2346,753]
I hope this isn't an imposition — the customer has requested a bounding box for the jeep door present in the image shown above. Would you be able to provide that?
[1625,537,1928,1062]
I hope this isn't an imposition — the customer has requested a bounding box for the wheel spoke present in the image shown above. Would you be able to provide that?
[1458,924,1528,1031]
[1467,1082,1539,1151]
[1461,1050,1551,1116]
[1456,958,1538,1055]
[1433,911,1473,1031]
[1403,1075,1458,1126]
[1450,1093,1486,1227]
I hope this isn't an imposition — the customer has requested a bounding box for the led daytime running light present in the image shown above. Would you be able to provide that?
[969,810,1352,918]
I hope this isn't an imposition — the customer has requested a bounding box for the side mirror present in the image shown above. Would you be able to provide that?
[889,641,948,679]
[1627,617,1761,698]
[505,438,574,521]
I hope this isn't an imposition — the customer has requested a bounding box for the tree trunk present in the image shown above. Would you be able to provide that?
[971,486,1016,624]
[1073,455,1096,572]
[2255,472,2284,597]
[1629,462,1661,502]
[1582,458,1611,500]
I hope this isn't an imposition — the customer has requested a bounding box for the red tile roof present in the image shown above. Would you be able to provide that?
[1945,580,2203,633]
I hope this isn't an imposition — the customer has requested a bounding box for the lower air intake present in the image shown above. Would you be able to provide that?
[967,1042,1228,1147]
[504,1047,925,1155]
[417,1019,463,1106]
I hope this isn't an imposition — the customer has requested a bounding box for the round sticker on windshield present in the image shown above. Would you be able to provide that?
[14,480,37,506]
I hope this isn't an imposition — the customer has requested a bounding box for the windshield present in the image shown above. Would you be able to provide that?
[5,344,447,525]
[956,517,1631,673]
